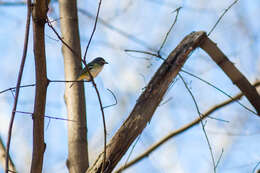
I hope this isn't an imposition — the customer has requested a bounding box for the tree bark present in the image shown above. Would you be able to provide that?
[87,31,260,173]
[200,38,260,115]
[87,31,207,173]
[59,0,89,172]
[30,0,48,172]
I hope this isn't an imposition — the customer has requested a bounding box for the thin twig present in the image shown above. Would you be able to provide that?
[0,84,35,94]
[123,8,180,61]
[123,47,257,115]
[83,0,103,63]
[124,49,165,60]
[5,0,31,172]
[10,90,16,99]
[159,97,173,106]
[207,116,229,123]
[208,0,239,36]
[179,74,216,173]
[103,89,118,109]
[158,7,182,55]
[46,17,87,66]
[0,1,26,6]
[93,84,107,173]
[180,69,257,115]
[123,135,142,170]
[15,110,79,123]
[49,80,86,83]
[215,148,224,170]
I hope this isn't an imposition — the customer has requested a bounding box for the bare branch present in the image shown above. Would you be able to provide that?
[179,74,216,172]
[89,31,260,172]
[181,69,257,115]
[123,49,256,115]
[208,0,239,36]
[103,89,118,109]
[30,0,49,172]
[115,81,260,172]
[87,31,207,173]
[46,17,86,66]
[15,110,79,123]
[200,36,260,115]
[124,7,182,62]
[158,7,182,55]
[82,0,103,63]
[5,0,31,172]
[0,1,26,6]
[124,49,165,60]
[0,84,35,94]
[215,148,224,170]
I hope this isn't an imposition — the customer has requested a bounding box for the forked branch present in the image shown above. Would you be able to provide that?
[87,31,260,173]
[87,31,207,173]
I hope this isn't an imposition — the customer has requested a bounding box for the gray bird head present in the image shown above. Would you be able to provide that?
[93,57,108,65]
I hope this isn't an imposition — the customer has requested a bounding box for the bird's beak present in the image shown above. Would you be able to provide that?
[105,61,108,64]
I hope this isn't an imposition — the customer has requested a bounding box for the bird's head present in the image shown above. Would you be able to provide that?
[94,57,108,65]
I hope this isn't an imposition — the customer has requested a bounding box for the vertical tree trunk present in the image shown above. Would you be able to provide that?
[59,0,89,172]
[30,0,48,172]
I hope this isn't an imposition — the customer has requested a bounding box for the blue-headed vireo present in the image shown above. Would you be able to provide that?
[70,57,108,88]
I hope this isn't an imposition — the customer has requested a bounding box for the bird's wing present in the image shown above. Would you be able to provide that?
[87,62,95,70]
[76,63,95,80]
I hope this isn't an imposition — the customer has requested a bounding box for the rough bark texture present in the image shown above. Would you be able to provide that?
[87,31,260,173]
[87,31,207,173]
[59,0,89,172]
[30,0,48,172]
[200,38,260,115]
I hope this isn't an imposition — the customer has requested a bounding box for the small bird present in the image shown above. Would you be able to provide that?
[70,57,108,88]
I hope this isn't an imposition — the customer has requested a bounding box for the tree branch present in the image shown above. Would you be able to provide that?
[87,31,207,173]
[87,31,260,172]
[5,0,31,172]
[115,81,260,172]
[200,37,260,115]
[30,0,49,172]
